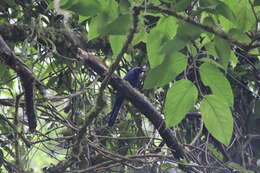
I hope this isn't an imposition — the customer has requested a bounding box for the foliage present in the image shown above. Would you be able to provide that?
[0,0,259,172]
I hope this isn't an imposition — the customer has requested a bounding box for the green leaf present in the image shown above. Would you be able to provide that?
[200,0,235,20]
[106,14,131,35]
[68,0,102,16]
[200,95,233,146]
[230,51,238,68]
[161,35,188,56]
[199,63,234,106]
[161,22,202,56]
[109,35,127,55]
[218,15,235,32]
[215,2,235,21]
[88,0,118,40]
[214,36,231,71]
[132,32,147,45]
[230,0,256,32]
[178,22,202,41]
[88,14,109,40]
[199,0,236,27]
[238,1,256,32]
[156,16,178,39]
[173,0,192,12]
[146,16,177,68]
[205,41,217,57]
[78,15,91,23]
[164,80,198,127]
[147,29,168,68]
[144,52,187,89]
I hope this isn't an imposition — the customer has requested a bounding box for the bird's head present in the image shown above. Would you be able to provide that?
[131,67,146,75]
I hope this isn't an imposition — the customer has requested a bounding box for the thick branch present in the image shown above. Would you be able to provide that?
[0,35,39,131]
[77,48,185,160]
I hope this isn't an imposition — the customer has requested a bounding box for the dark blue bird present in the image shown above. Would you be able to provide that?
[108,67,144,127]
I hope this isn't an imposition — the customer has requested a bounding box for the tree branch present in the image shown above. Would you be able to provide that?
[77,48,185,160]
[0,35,43,131]
[138,5,258,51]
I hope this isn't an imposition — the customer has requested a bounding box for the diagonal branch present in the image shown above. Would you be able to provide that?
[76,48,205,172]
[77,48,185,160]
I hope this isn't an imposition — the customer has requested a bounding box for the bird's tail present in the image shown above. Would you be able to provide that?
[108,97,124,127]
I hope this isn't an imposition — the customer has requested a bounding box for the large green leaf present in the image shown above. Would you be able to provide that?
[106,14,131,35]
[199,63,234,106]
[147,29,166,68]
[199,0,237,31]
[88,0,118,40]
[164,80,198,127]
[161,35,188,56]
[218,16,235,32]
[205,41,217,57]
[109,35,127,56]
[198,0,235,21]
[200,95,233,146]
[161,22,202,56]
[177,22,202,41]
[88,13,108,40]
[215,1,235,21]
[144,52,187,89]
[156,16,178,38]
[223,0,256,32]
[214,36,230,71]
[147,16,177,68]
[235,2,255,32]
